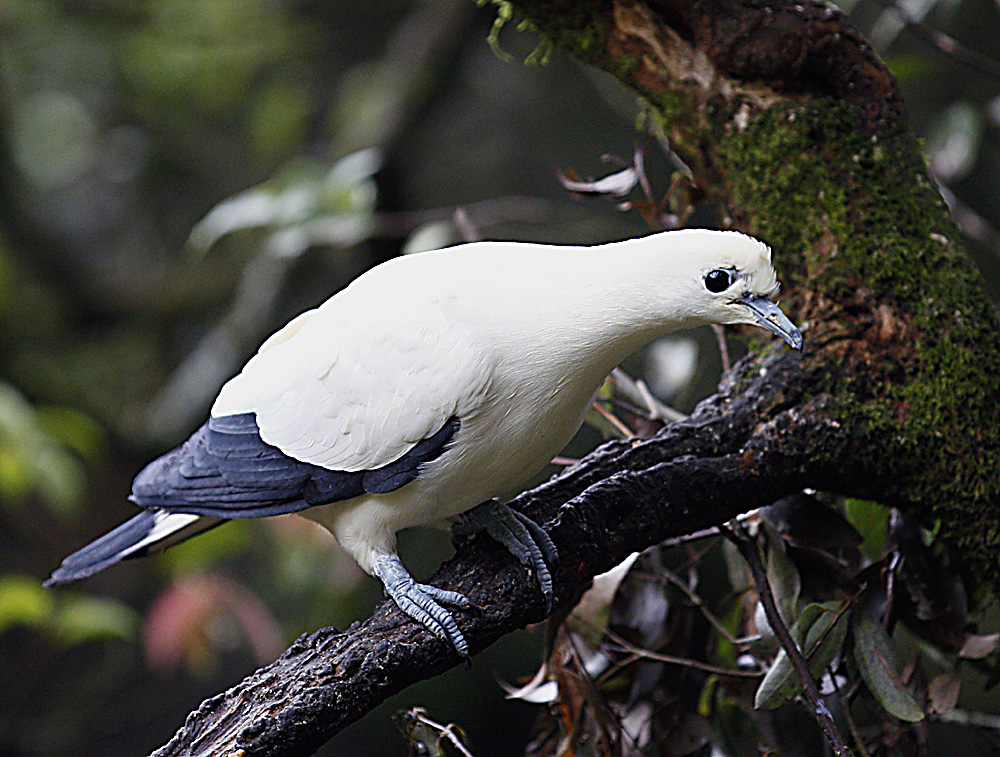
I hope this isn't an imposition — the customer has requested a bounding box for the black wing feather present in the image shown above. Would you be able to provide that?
[361,418,460,494]
[130,412,459,519]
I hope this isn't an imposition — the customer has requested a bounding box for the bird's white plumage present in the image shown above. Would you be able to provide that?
[215,230,783,483]
[49,229,800,656]
[129,511,201,553]
[210,230,789,572]
[212,256,491,471]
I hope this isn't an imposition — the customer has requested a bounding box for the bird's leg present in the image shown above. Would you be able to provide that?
[455,500,558,613]
[371,552,473,659]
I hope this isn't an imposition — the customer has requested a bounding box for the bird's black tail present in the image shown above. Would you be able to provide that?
[44,510,220,586]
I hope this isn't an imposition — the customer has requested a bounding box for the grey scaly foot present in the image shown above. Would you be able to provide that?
[456,500,558,612]
[372,553,473,659]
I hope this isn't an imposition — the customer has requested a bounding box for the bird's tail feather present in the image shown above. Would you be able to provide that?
[44,510,221,586]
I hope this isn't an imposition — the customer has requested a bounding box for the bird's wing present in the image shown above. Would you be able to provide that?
[130,413,462,517]
[211,284,492,473]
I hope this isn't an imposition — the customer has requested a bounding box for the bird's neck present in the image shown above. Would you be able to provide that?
[473,242,702,380]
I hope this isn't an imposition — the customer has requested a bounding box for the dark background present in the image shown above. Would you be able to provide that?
[0,1,998,754]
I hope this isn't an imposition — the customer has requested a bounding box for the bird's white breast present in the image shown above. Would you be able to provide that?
[211,235,742,567]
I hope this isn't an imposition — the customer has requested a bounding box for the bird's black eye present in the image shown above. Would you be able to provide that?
[704,268,734,293]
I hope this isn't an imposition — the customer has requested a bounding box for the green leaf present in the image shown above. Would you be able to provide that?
[844,498,889,559]
[0,383,90,514]
[754,600,849,709]
[697,674,720,717]
[0,575,55,633]
[852,609,924,722]
[33,447,86,515]
[764,529,800,627]
[54,595,139,645]
[0,445,35,501]
[34,406,106,460]
[187,150,380,258]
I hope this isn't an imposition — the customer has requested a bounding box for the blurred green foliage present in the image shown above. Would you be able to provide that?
[0,575,138,644]
[121,0,316,114]
[0,382,102,516]
[0,0,998,755]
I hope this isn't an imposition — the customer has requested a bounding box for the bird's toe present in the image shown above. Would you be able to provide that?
[416,583,477,611]
[372,553,471,658]
[458,500,557,614]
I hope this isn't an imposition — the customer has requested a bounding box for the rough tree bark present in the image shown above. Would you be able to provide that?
[150,1,1000,755]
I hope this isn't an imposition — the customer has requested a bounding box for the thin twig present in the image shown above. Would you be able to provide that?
[372,195,554,237]
[564,631,627,754]
[551,456,580,466]
[592,400,636,438]
[633,144,656,210]
[602,628,763,679]
[610,367,687,423]
[398,707,476,757]
[657,561,750,646]
[870,0,1000,82]
[657,526,722,548]
[712,324,732,373]
[720,520,853,757]
[452,206,481,243]
[939,709,1000,730]
[832,664,874,757]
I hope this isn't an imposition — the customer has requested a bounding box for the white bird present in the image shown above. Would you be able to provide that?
[45,229,802,657]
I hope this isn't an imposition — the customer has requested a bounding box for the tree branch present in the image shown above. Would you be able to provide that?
[151,349,846,757]
[721,520,852,756]
[151,0,1000,753]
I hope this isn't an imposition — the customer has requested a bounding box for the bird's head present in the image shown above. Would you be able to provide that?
[670,230,803,350]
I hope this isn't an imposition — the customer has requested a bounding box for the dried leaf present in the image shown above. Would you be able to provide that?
[501,662,558,704]
[610,559,670,650]
[852,609,924,722]
[502,641,611,704]
[959,632,1000,660]
[927,670,961,716]
[556,166,638,197]
[569,552,640,646]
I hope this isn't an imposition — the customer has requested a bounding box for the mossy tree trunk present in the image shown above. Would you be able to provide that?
[520,0,1000,577]
[151,2,1000,755]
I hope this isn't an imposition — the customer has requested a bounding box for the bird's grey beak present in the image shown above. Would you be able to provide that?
[739,294,803,350]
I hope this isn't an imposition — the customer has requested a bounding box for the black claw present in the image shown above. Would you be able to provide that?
[464,599,486,614]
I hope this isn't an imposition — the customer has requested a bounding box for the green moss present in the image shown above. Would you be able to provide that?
[715,101,1000,571]
[613,52,639,77]
[505,0,608,66]
[481,0,608,67]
